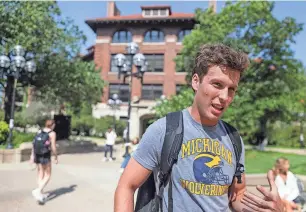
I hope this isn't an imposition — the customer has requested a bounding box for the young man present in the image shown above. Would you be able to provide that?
[115,44,284,212]
[103,127,117,162]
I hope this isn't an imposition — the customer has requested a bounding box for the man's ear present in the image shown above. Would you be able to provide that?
[191,74,200,92]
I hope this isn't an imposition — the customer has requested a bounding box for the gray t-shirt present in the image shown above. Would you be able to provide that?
[133,109,245,212]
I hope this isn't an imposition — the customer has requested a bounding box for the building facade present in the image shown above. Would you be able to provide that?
[85,2,195,138]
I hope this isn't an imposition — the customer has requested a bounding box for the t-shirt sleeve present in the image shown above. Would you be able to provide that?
[132,117,166,171]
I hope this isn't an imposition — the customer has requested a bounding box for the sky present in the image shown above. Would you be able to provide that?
[58,1,306,66]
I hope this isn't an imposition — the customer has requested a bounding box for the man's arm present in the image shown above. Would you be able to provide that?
[114,117,165,212]
[230,174,253,212]
[114,158,152,212]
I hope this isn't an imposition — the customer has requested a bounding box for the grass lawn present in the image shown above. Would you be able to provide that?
[245,150,306,175]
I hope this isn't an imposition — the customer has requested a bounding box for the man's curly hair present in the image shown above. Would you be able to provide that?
[192,44,250,82]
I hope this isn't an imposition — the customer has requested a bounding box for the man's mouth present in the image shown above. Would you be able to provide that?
[212,104,224,112]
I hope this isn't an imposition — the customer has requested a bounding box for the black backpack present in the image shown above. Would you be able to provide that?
[33,130,52,155]
[135,111,243,212]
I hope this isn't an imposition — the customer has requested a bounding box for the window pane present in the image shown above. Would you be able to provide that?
[178,29,191,42]
[152,9,158,15]
[112,30,132,43]
[160,9,166,16]
[144,54,164,72]
[144,10,150,16]
[141,84,163,100]
[176,84,184,95]
[144,30,164,42]
[109,84,129,102]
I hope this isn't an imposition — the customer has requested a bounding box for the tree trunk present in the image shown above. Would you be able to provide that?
[4,76,14,124]
[258,117,268,151]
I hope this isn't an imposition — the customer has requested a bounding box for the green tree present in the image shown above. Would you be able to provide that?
[156,1,306,143]
[0,1,104,122]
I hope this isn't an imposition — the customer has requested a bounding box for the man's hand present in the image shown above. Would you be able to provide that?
[241,170,284,212]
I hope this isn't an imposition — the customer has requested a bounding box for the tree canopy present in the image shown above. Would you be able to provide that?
[0,1,104,112]
[155,1,306,142]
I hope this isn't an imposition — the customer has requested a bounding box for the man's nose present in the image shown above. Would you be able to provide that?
[219,89,229,102]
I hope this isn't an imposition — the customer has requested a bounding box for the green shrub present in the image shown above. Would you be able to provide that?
[0,110,4,121]
[267,122,305,147]
[71,115,126,137]
[0,121,9,144]
[12,131,35,148]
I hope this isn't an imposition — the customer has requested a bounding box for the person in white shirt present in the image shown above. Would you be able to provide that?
[273,157,302,212]
[103,127,117,162]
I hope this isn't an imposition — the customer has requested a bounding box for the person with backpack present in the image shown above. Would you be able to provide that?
[30,119,57,203]
[114,44,285,212]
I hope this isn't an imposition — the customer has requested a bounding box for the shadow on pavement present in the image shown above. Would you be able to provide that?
[45,184,77,202]
[57,139,122,155]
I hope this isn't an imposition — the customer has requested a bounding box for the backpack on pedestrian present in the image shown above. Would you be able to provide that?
[135,111,243,212]
[33,130,52,155]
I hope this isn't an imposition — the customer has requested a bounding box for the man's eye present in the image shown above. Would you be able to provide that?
[213,83,222,88]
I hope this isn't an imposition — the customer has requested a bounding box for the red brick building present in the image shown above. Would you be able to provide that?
[84,2,195,137]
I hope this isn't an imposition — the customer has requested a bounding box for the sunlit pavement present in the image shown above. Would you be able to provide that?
[0,150,303,212]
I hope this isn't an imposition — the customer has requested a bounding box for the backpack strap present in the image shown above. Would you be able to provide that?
[222,121,243,184]
[157,111,184,212]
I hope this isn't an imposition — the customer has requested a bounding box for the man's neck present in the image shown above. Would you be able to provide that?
[188,105,218,127]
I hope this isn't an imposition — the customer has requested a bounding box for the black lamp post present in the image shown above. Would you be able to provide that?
[113,42,147,156]
[107,93,122,131]
[0,45,36,149]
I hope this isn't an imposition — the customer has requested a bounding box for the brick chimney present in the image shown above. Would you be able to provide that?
[208,0,217,13]
[107,1,121,17]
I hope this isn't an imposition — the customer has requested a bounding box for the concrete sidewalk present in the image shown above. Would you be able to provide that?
[0,149,304,212]
[0,153,122,212]
[245,145,306,155]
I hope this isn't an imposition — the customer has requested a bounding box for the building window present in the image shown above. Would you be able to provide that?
[144,29,164,42]
[142,84,163,100]
[112,30,132,43]
[152,9,158,16]
[144,54,164,72]
[178,29,192,42]
[144,10,150,16]
[110,54,133,72]
[176,84,185,95]
[160,9,167,16]
[109,84,129,102]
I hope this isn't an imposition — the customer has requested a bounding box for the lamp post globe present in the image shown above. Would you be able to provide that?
[114,53,126,67]
[133,53,145,67]
[126,42,139,55]
[12,45,25,57]
[25,60,37,73]
[0,55,10,69]
[0,45,35,149]
[114,42,147,157]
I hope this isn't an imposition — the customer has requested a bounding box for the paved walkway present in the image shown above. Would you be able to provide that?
[0,144,305,212]
[245,145,306,155]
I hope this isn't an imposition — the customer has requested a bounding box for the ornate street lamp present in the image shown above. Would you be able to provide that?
[0,45,36,149]
[108,93,122,131]
[114,42,147,156]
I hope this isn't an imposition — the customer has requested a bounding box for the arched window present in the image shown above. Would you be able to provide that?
[112,30,132,43]
[144,29,164,42]
[178,29,192,42]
